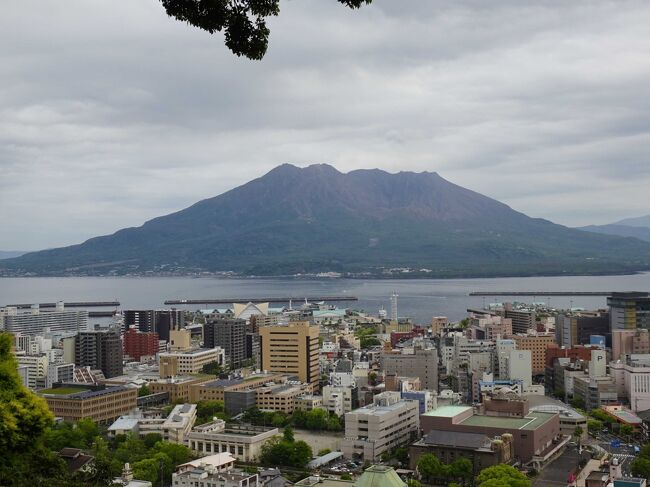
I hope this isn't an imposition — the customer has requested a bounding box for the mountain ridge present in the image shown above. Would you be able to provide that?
[3,164,650,277]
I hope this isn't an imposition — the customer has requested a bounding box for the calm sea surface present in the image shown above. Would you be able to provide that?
[1,274,650,323]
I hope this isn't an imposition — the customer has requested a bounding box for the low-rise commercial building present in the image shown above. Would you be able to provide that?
[40,384,137,423]
[256,383,312,413]
[159,348,225,378]
[149,376,211,403]
[189,373,286,403]
[420,400,562,465]
[341,392,419,461]
[186,421,278,462]
[108,403,197,443]
[409,430,514,474]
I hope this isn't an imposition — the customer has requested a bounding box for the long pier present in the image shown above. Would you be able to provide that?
[164,296,358,305]
[469,291,614,297]
[5,301,120,309]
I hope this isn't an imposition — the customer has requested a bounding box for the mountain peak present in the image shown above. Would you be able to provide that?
[3,165,650,277]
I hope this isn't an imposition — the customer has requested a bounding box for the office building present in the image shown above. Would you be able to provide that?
[512,334,556,375]
[322,385,358,416]
[40,384,137,423]
[381,347,438,391]
[108,403,197,444]
[508,349,533,387]
[159,347,225,378]
[45,362,75,388]
[610,356,650,412]
[255,382,312,413]
[75,330,123,378]
[341,392,419,461]
[123,327,159,361]
[259,321,320,391]
[609,293,650,330]
[0,303,88,336]
[612,329,650,361]
[189,373,286,403]
[187,421,278,462]
[556,312,610,348]
[124,309,183,342]
[17,354,48,389]
[503,304,536,334]
[204,318,246,369]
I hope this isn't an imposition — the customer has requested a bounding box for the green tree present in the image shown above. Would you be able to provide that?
[305,409,329,430]
[590,409,613,423]
[153,441,193,466]
[620,424,634,438]
[587,419,603,433]
[138,384,151,397]
[360,336,381,348]
[283,425,295,442]
[160,0,372,60]
[201,361,224,376]
[476,464,531,487]
[449,457,473,481]
[133,452,172,487]
[143,433,164,449]
[290,440,313,468]
[318,448,332,456]
[407,480,422,487]
[0,332,69,485]
[196,400,226,424]
[631,458,650,481]
[416,454,444,483]
[340,473,353,480]
[569,397,585,409]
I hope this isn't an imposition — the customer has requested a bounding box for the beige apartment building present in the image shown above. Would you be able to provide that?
[159,347,225,378]
[150,376,210,402]
[259,321,320,391]
[41,385,137,423]
[341,392,419,461]
[513,334,557,375]
[255,383,311,413]
[189,373,287,402]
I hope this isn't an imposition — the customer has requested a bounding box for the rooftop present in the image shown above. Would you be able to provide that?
[422,405,472,417]
[421,430,491,449]
[460,411,557,431]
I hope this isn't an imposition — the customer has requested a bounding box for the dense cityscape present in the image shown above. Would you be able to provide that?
[4,1,650,487]
[2,291,650,486]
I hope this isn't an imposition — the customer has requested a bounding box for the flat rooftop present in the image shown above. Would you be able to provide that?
[422,405,472,417]
[460,411,557,431]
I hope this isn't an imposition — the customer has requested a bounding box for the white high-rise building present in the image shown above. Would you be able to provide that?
[508,349,532,388]
[1,303,88,336]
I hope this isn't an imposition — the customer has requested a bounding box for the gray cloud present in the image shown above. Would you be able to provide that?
[1,0,649,249]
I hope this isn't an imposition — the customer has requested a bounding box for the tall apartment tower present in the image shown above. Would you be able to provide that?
[123,309,183,341]
[504,304,536,334]
[259,321,320,392]
[608,292,650,330]
[74,330,123,378]
[203,318,246,369]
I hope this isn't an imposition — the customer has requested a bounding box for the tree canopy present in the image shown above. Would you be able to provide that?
[0,332,69,485]
[475,465,531,487]
[160,0,372,60]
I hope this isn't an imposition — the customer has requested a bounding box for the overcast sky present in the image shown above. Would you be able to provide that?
[2,0,650,250]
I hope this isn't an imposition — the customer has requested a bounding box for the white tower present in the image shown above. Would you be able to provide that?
[390,292,398,322]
